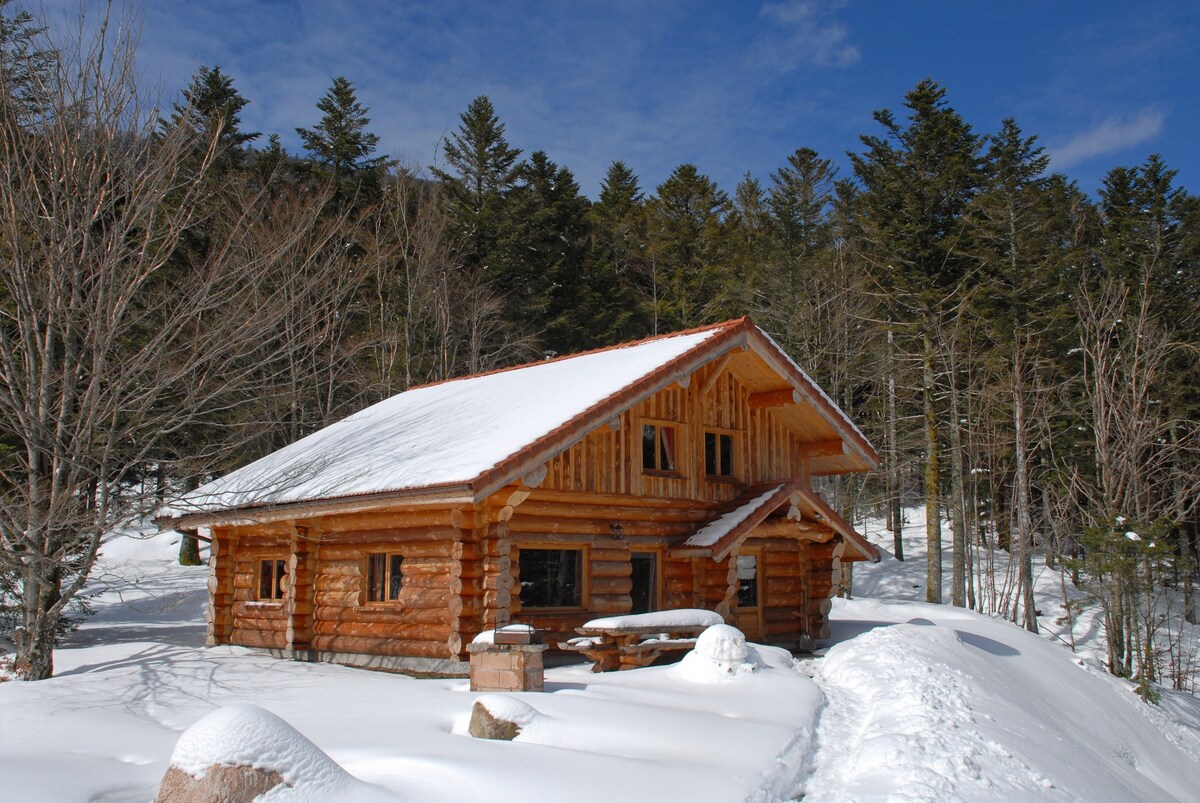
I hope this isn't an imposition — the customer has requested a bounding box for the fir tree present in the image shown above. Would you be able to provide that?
[167,65,259,172]
[296,75,389,198]
[587,161,651,342]
[432,95,522,272]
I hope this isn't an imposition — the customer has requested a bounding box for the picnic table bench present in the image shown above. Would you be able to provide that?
[557,610,722,672]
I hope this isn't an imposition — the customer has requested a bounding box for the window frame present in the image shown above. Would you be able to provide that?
[641,419,682,477]
[363,552,405,605]
[704,429,737,480]
[516,545,588,611]
[256,558,287,602]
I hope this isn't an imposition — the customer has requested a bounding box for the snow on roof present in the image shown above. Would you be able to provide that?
[160,327,724,518]
[684,484,787,549]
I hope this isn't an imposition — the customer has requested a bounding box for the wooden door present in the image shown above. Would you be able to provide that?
[735,548,762,641]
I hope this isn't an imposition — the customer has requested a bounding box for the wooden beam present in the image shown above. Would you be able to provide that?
[796,439,849,459]
[697,351,734,398]
[748,387,801,409]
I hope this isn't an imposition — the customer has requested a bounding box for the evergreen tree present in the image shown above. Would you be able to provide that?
[296,75,389,199]
[645,163,733,330]
[586,160,651,342]
[166,65,259,173]
[846,79,983,605]
[0,0,52,125]
[493,151,592,352]
[431,95,522,273]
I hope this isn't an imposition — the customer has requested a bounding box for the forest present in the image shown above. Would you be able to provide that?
[0,1,1196,689]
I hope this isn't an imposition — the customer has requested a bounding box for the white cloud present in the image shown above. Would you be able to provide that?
[1051,109,1164,167]
[756,0,860,71]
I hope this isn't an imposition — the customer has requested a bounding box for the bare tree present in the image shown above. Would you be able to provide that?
[0,6,347,679]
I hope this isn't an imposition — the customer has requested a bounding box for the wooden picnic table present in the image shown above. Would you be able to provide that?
[560,622,708,672]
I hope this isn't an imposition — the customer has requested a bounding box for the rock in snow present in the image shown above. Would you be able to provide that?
[159,704,391,802]
[468,695,542,740]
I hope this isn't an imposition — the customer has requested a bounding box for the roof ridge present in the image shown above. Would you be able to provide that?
[401,316,753,395]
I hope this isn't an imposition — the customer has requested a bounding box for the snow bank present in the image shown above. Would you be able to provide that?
[804,599,1200,802]
[169,704,390,802]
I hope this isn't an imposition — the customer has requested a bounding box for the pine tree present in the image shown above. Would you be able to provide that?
[586,160,651,342]
[846,79,983,605]
[645,164,733,330]
[493,151,592,352]
[167,65,259,172]
[0,0,52,125]
[431,95,522,273]
[296,75,388,199]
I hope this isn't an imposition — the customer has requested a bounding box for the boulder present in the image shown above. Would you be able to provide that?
[155,763,284,803]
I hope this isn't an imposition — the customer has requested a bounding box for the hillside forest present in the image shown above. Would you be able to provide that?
[0,2,1197,689]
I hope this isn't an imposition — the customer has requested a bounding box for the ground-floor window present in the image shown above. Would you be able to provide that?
[519,547,584,608]
[258,558,286,601]
[365,553,404,603]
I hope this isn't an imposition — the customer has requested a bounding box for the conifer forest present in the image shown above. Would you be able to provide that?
[1,2,1197,687]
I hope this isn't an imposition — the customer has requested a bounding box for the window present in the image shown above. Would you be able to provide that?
[642,423,678,473]
[705,431,735,478]
[365,553,404,603]
[258,559,286,601]
[518,548,584,608]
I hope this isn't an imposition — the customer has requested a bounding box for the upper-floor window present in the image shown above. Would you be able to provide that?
[365,553,404,603]
[705,431,735,478]
[258,558,286,601]
[642,423,678,473]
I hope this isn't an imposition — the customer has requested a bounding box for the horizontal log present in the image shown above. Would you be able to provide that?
[749,387,800,409]
[231,630,286,650]
[510,519,691,538]
[796,439,848,459]
[511,500,711,523]
[231,615,286,633]
[527,488,701,510]
[589,560,632,579]
[307,509,458,532]
[402,557,455,575]
[589,576,632,596]
[314,635,450,659]
[588,547,632,562]
[764,578,807,596]
[398,587,453,608]
[315,574,361,593]
[313,620,453,642]
[402,575,462,594]
[587,596,631,614]
[315,590,361,608]
[315,560,360,576]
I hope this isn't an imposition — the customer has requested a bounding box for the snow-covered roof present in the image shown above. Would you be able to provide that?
[684,484,790,550]
[159,317,879,524]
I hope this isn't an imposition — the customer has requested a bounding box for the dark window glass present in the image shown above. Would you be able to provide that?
[705,431,734,477]
[366,553,403,602]
[258,559,285,601]
[630,553,658,614]
[519,548,583,608]
[736,554,758,608]
[643,423,678,472]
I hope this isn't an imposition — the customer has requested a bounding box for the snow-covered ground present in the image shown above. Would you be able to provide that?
[2,519,1200,801]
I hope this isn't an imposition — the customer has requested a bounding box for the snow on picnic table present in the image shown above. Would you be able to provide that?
[581,608,724,630]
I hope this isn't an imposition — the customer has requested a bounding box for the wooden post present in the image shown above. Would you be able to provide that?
[284,525,316,654]
[206,530,235,646]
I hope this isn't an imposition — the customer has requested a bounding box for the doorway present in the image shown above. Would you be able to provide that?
[630,551,659,614]
[735,548,763,641]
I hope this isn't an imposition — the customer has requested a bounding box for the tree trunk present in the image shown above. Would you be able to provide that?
[15,567,60,681]
[888,328,904,561]
[946,350,967,608]
[923,330,942,604]
[1012,337,1038,633]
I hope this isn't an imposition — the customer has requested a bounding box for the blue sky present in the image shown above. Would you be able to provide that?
[43,1,1200,199]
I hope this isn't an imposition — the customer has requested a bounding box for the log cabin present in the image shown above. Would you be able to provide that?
[156,317,881,675]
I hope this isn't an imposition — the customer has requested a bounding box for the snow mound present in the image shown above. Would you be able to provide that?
[169,704,391,801]
[676,624,764,682]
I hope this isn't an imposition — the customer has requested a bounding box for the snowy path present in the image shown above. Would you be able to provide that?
[799,599,1200,802]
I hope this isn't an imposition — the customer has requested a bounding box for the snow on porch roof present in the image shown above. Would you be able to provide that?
[158,322,730,522]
